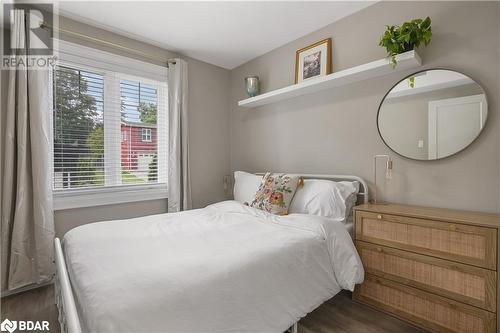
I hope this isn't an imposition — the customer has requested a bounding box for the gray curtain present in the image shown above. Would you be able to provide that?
[167,59,192,212]
[1,10,55,292]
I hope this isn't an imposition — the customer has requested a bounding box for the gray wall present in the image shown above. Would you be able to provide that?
[229,1,500,213]
[54,199,168,237]
[0,65,6,220]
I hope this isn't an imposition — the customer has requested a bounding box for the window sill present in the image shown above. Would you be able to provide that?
[53,185,167,211]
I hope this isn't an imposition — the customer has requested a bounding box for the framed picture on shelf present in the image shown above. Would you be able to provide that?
[295,38,332,83]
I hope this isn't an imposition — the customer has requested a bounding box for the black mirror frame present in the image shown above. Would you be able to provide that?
[376,68,489,161]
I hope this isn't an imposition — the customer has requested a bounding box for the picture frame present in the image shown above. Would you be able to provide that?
[295,38,332,84]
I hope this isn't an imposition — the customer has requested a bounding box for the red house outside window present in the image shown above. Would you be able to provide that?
[120,79,161,183]
[120,122,157,172]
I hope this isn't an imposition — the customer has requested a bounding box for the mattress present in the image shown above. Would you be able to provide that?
[63,200,364,333]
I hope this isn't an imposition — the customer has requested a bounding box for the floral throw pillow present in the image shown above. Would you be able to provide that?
[249,173,302,215]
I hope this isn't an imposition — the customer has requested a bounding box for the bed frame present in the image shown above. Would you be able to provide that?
[54,173,368,333]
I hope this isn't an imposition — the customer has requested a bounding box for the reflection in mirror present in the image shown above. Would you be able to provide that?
[378,69,487,160]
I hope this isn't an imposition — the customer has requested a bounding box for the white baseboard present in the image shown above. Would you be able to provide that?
[0,279,54,298]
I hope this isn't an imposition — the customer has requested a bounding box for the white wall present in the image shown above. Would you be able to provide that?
[229,1,500,213]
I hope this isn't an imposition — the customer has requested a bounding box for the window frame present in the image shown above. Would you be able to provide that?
[141,128,152,142]
[53,41,168,210]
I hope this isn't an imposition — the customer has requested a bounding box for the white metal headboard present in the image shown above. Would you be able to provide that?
[255,173,369,205]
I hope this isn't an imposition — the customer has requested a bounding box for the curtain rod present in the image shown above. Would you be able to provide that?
[40,22,177,68]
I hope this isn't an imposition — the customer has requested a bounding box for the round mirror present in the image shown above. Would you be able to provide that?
[377,69,488,160]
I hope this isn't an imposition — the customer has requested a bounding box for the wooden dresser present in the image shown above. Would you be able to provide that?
[353,203,500,333]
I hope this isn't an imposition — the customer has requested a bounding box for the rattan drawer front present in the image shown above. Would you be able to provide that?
[357,241,497,312]
[355,211,497,270]
[354,275,496,333]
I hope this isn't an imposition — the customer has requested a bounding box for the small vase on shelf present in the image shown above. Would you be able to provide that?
[245,76,260,97]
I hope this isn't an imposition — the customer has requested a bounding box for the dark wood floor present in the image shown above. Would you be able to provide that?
[1,285,428,332]
[1,285,60,333]
[299,292,428,333]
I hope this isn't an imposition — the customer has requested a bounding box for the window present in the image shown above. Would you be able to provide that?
[53,66,105,190]
[141,128,152,142]
[120,79,161,183]
[52,42,168,210]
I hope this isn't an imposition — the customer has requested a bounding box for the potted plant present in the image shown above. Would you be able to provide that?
[379,17,432,68]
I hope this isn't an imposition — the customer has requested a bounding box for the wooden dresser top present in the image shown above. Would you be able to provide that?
[355,203,500,228]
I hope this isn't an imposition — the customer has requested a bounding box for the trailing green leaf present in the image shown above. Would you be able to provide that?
[379,17,432,68]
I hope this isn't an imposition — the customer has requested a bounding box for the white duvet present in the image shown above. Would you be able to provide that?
[63,200,364,333]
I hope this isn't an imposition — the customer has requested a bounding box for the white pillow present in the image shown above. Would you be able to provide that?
[289,179,359,220]
[233,171,262,203]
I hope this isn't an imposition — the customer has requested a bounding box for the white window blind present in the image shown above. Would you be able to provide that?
[53,66,105,189]
[53,64,167,193]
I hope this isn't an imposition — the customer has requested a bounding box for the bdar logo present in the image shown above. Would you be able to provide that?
[0,319,17,333]
[0,319,49,332]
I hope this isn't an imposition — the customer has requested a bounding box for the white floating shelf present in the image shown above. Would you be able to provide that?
[238,50,422,108]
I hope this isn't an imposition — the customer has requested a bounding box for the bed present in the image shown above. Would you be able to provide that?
[55,174,368,333]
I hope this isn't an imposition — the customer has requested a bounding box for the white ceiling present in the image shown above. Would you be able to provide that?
[57,1,374,69]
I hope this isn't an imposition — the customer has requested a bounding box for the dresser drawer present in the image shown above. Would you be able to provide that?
[354,275,496,333]
[355,211,497,270]
[357,241,497,312]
